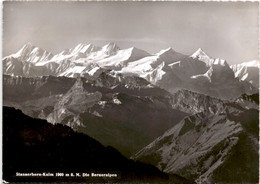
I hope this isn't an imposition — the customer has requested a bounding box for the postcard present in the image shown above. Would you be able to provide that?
[2,1,259,183]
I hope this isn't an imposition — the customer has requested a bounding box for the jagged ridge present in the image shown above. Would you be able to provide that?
[132,91,259,183]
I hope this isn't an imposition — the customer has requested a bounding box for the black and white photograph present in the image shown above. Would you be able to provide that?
[2,1,259,183]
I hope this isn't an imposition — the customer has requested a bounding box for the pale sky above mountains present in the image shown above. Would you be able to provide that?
[3,1,259,65]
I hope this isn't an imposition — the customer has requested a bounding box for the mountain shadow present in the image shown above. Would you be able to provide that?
[3,106,191,184]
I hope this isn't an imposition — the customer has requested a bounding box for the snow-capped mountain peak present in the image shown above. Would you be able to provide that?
[129,47,138,51]
[239,60,260,68]
[128,47,150,56]
[191,48,208,58]
[12,42,36,58]
[68,43,101,56]
[190,48,214,67]
[230,60,260,88]
[102,42,120,55]
[20,42,34,50]
[191,48,229,68]
[94,46,151,69]
[8,43,53,63]
[72,43,90,53]
[155,47,186,64]
[156,47,175,56]
[213,58,228,67]
[103,42,118,48]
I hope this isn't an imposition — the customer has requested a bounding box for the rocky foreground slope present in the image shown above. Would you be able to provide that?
[132,92,259,183]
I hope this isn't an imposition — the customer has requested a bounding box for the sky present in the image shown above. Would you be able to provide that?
[2,1,259,65]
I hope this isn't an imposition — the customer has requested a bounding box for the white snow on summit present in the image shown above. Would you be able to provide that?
[191,48,208,58]
[191,48,214,67]
[213,58,228,66]
[121,47,184,76]
[3,42,259,96]
[230,60,259,87]
[95,47,150,68]
[6,42,53,64]
[233,60,260,68]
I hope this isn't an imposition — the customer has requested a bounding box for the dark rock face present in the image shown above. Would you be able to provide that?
[3,106,193,183]
[170,89,226,114]
[235,93,259,109]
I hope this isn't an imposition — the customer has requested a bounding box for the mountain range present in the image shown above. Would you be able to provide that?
[2,42,259,183]
[3,42,259,99]
[3,73,188,157]
[3,73,259,183]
